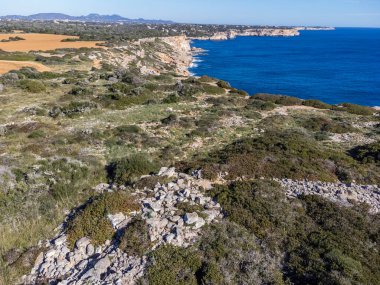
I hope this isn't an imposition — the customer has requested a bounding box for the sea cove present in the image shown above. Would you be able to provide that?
[190,28,380,106]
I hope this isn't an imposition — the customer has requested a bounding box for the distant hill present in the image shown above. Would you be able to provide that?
[0,13,175,24]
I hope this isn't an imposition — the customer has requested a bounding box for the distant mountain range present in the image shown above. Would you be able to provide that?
[0,13,175,24]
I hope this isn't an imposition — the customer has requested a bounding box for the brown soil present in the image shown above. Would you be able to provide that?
[0,33,104,52]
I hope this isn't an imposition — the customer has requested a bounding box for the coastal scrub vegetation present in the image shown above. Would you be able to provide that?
[66,192,140,249]
[1,21,379,285]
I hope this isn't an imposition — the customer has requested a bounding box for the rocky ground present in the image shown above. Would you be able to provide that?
[22,168,222,285]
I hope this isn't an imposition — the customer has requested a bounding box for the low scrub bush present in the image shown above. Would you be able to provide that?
[143,245,202,285]
[68,86,92,96]
[302,99,332,109]
[301,117,356,133]
[107,154,159,185]
[253,93,302,106]
[192,130,377,183]
[210,180,380,285]
[67,191,140,249]
[216,80,231,89]
[118,217,151,257]
[19,79,46,93]
[334,103,375,116]
[349,141,380,164]
[49,101,98,118]
[246,98,276,111]
[202,84,225,95]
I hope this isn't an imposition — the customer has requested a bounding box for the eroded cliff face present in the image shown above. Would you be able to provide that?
[159,36,193,76]
[101,36,193,76]
[193,28,301,40]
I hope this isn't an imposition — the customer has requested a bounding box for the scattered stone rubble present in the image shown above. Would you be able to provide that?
[22,168,222,285]
[278,178,380,213]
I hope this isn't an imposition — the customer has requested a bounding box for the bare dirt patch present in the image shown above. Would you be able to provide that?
[0,33,104,52]
[0,60,50,74]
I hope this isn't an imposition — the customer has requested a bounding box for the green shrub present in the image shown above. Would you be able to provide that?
[109,82,133,94]
[216,80,231,89]
[198,75,215,83]
[56,101,98,117]
[163,93,180,104]
[246,99,276,111]
[118,217,151,257]
[161,114,178,125]
[210,180,380,285]
[113,125,142,136]
[19,79,46,93]
[27,130,46,139]
[98,92,154,109]
[193,130,373,183]
[175,202,204,216]
[334,103,375,116]
[211,180,289,244]
[143,245,202,285]
[301,117,356,134]
[285,195,380,285]
[107,154,159,185]
[202,84,225,95]
[69,86,92,96]
[66,191,140,249]
[349,141,380,164]
[253,93,302,106]
[302,99,332,109]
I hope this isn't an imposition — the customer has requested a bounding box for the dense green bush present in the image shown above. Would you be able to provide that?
[202,84,226,95]
[301,117,356,134]
[246,98,276,111]
[334,103,375,116]
[216,80,231,89]
[192,130,378,183]
[109,82,133,94]
[211,180,290,245]
[66,192,140,249]
[349,141,380,164]
[253,93,302,106]
[210,180,380,285]
[68,86,92,96]
[118,217,151,257]
[107,154,158,185]
[143,245,202,285]
[49,101,98,118]
[19,79,46,93]
[302,99,332,109]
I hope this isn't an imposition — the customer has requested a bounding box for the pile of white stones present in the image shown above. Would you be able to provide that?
[278,178,380,213]
[22,168,223,285]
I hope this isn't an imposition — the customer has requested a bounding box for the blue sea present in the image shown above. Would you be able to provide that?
[190,28,380,106]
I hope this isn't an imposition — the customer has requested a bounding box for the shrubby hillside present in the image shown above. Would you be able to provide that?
[0,23,379,285]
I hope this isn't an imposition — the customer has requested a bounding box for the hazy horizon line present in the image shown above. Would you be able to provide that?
[1,12,380,29]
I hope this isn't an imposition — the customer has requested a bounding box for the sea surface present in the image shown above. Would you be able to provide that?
[190,28,380,106]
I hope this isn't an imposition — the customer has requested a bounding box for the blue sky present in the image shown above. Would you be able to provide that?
[2,0,380,27]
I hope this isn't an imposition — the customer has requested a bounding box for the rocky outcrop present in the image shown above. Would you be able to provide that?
[193,28,301,41]
[22,168,222,285]
[278,179,380,213]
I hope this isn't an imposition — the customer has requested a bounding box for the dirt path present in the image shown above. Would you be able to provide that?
[0,60,51,74]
